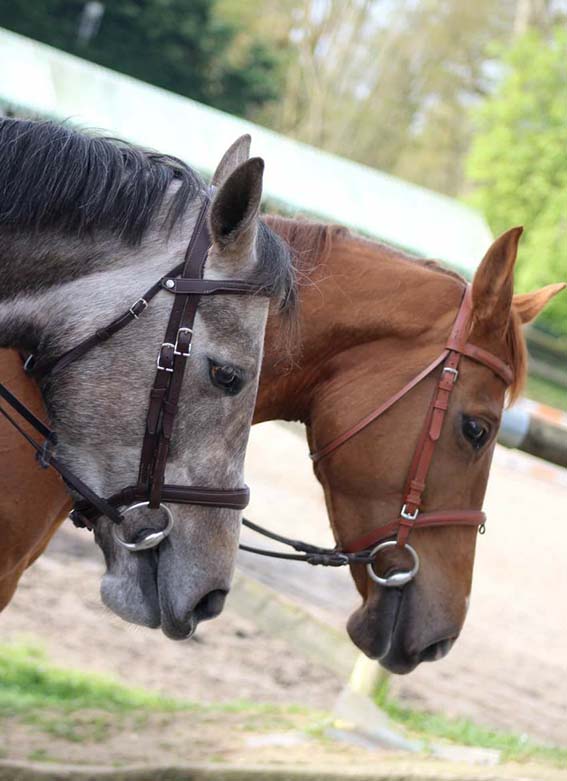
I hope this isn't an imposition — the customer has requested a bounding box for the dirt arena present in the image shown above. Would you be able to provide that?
[1,422,566,753]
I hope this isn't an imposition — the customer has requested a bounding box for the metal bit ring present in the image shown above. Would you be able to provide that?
[366,540,420,588]
[112,501,174,552]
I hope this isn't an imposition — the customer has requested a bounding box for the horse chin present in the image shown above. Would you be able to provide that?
[347,584,459,674]
[98,523,234,639]
[346,586,404,662]
[100,551,161,629]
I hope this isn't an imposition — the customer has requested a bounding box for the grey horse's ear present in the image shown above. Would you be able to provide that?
[209,157,264,256]
[211,135,252,187]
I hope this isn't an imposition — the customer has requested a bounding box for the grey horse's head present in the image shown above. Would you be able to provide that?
[0,119,295,638]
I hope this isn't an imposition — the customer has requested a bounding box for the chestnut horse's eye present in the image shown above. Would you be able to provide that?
[209,362,243,395]
[462,416,490,449]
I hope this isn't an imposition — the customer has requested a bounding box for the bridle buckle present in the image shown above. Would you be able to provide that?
[400,503,419,521]
[174,327,193,357]
[156,343,175,372]
[442,367,459,381]
[129,298,148,319]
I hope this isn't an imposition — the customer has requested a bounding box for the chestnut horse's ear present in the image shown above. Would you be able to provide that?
[471,227,523,334]
[513,283,566,324]
[211,135,252,187]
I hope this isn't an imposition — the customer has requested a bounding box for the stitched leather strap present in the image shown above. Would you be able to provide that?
[26,270,183,378]
[341,510,487,553]
[72,484,250,529]
[310,350,449,463]
[161,278,268,296]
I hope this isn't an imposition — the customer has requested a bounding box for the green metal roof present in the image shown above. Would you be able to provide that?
[0,26,492,276]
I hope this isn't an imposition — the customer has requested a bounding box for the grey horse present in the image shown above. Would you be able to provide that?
[0,119,295,639]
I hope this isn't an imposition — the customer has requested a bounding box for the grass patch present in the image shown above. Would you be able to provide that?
[0,640,192,716]
[0,641,312,743]
[374,680,567,767]
[0,640,196,742]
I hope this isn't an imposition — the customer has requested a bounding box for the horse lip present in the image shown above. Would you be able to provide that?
[347,586,404,660]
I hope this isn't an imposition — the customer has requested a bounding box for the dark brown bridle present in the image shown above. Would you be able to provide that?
[0,195,269,552]
[240,285,514,587]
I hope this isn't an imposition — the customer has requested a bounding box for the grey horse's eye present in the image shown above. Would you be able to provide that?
[462,415,490,449]
[209,361,244,395]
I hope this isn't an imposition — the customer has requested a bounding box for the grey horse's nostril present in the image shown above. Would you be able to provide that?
[418,636,456,663]
[193,589,228,623]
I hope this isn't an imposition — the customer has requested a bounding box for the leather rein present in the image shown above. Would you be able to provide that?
[0,195,269,552]
[239,285,514,588]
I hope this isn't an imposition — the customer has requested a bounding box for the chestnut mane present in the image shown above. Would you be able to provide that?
[265,214,526,402]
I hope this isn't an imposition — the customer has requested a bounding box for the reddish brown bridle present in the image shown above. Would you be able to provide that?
[240,284,514,588]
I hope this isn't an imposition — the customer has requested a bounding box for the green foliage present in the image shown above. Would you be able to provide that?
[0,639,309,717]
[525,373,567,408]
[0,640,188,714]
[374,680,567,767]
[0,0,281,118]
[0,640,313,744]
[467,28,567,335]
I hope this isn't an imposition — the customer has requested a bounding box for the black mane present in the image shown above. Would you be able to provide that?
[0,118,203,244]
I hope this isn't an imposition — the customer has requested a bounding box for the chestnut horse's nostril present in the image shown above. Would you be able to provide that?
[418,636,456,663]
[193,589,228,623]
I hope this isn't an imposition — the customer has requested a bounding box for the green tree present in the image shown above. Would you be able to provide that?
[0,0,281,118]
[466,28,567,335]
[219,0,563,197]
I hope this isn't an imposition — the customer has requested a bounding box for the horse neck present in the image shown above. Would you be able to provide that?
[0,213,199,354]
[0,226,156,303]
[256,228,465,423]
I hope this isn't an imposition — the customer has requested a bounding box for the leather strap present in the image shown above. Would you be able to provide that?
[0,382,53,441]
[72,484,250,529]
[341,510,486,553]
[26,269,184,379]
[310,350,449,463]
[161,278,268,296]
[459,344,513,386]
[138,196,212,508]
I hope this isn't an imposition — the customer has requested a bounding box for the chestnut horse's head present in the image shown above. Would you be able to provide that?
[307,228,564,673]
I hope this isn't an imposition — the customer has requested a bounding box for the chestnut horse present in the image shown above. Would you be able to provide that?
[1,217,563,673]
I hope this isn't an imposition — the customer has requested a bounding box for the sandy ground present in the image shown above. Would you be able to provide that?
[0,422,566,761]
[243,424,567,747]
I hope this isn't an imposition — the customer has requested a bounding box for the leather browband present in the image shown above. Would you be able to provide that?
[161,278,268,296]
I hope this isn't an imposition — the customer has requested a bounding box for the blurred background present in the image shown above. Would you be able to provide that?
[0,2,566,777]
[1,0,565,405]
